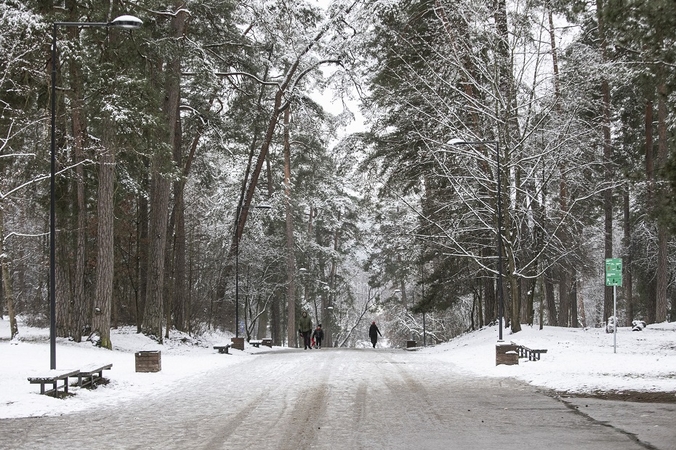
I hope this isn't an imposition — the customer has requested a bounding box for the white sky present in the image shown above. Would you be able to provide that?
[2,317,675,419]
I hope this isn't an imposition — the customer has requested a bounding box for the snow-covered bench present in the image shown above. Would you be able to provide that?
[514,343,547,361]
[249,339,272,348]
[75,363,113,388]
[214,344,230,354]
[28,369,80,397]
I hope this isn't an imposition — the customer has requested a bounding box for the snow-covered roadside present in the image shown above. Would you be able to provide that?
[0,323,274,419]
[422,322,676,396]
[2,318,676,419]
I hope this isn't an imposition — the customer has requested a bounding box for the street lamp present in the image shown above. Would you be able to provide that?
[234,203,271,338]
[50,14,142,369]
[447,138,504,342]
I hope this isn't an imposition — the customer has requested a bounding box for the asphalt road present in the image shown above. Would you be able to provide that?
[1,348,673,449]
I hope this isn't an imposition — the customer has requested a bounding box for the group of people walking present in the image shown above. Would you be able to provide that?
[298,311,324,349]
[298,310,383,349]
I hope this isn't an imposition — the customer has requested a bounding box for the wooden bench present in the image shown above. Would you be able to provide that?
[249,338,272,348]
[249,339,272,348]
[514,342,548,361]
[75,364,113,388]
[214,344,230,354]
[28,369,80,397]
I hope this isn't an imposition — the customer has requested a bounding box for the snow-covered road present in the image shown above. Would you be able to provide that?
[1,348,668,449]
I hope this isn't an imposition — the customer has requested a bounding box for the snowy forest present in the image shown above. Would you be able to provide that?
[1,0,675,349]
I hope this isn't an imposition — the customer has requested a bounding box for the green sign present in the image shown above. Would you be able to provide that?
[605,258,622,287]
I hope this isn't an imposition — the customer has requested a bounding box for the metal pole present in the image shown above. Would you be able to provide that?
[422,311,426,347]
[235,205,240,338]
[613,285,617,353]
[50,23,57,370]
[495,141,504,342]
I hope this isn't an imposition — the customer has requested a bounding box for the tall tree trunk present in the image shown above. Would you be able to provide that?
[0,205,19,339]
[143,7,186,340]
[324,228,340,348]
[68,40,87,343]
[655,78,669,323]
[164,98,185,338]
[623,187,633,326]
[283,107,297,347]
[271,294,281,346]
[644,99,655,323]
[597,0,614,325]
[92,141,115,349]
[136,163,149,332]
[561,273,572,326]
[171,181,186,332]
[53,64,70,340]
[143,137,172,340]
[546,1,561,105]
[570,268,579,327]
[577,278,587,327]
[545,269,558,326]
[170,122,202,333]
[494,0,520,333]
[164,230,175,339]
[483,248,497,325]
[546,0,575,329]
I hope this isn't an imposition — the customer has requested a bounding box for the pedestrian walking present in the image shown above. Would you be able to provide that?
[298,311,313,350]
[312,325,324,349]
[369,321,382,348]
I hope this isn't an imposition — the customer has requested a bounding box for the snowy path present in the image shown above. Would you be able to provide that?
[0,348,661,449]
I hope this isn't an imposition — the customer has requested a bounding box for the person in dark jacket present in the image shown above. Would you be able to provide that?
[298,311,313,350]
[369,321,382,348]
[312,325,324,349]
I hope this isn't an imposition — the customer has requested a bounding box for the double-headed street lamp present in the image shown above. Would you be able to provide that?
[447,138,504,342]
[50,15,142,369]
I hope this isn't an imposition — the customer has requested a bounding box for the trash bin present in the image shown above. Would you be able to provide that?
[406,340,417,348]
[230,337,244,351]
[496,344,519,366]
[135,350,161,372]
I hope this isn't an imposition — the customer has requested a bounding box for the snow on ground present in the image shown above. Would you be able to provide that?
[0,321,264,419]
[422,322,676,396]
[1,318,675,419]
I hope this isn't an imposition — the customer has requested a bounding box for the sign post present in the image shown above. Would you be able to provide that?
[605,258,622,353]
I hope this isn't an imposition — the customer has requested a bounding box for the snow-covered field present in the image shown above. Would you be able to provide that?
[423,322,676,396]
[2,318,675,419]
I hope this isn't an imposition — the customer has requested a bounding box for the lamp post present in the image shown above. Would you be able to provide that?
[447,138,504,342]
[234,203,271,338]
[49,14,142,370]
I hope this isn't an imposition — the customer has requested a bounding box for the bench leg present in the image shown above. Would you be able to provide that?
[79,375,91,388]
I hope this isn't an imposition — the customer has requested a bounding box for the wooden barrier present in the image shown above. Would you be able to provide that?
[135,351,161,372]
[496,344,519,366]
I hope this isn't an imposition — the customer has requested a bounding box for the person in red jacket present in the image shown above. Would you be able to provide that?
[312,325,324,349]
